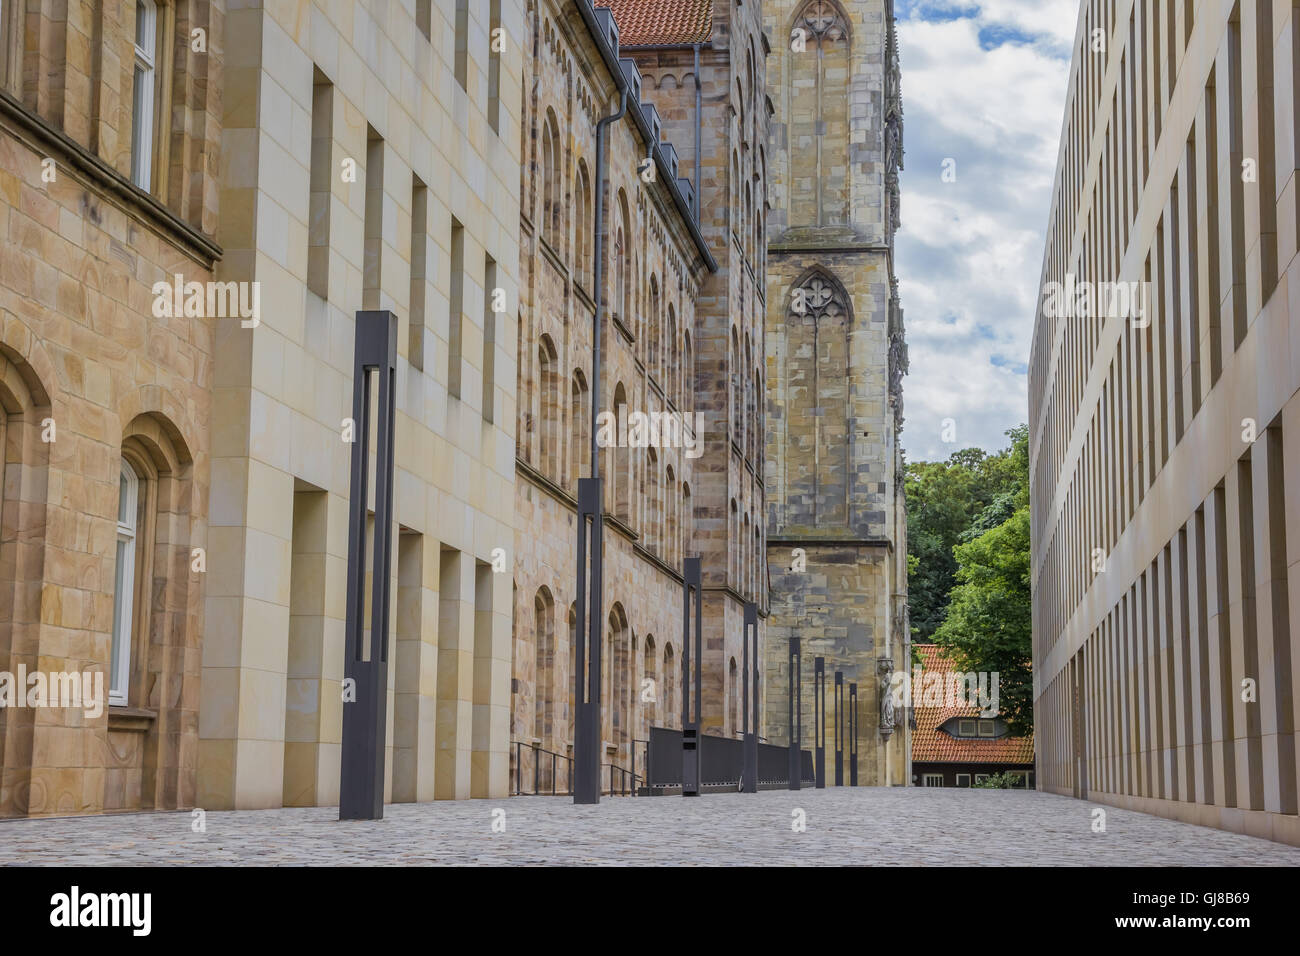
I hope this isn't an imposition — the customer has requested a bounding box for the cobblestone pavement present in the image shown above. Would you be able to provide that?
[3,787,1299,865]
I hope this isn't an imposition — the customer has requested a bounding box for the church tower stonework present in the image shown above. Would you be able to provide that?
[763,0,910,785]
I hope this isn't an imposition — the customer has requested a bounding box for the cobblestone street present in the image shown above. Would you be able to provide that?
[3,788,1299,866]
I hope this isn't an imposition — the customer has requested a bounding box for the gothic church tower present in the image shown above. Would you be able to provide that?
[763,0,910,785]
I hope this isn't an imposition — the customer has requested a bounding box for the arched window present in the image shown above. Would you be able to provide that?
[613,192,631,326]
[567,602,578,748]
[570,370,589,489]
[574,160,592,288]
[646,447,660,554]
[612,382,630,521]
[538,334,560,478]
[540,110,563,247]
[727,657,738,736]
[648,275,661,378]
[110,414,197,714]
[608,604,631,769]
[682,331,693,413]
[729,498,738,586]
[681,482,692,556]
[666,304,678,404]
[665,464,676,567]
[643,635,657,727]
[663,643,677,729]
[742,513,750,598]
[534,587,555,746]
[730,328,740,439]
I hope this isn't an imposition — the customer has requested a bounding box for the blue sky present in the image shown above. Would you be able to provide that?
[893,0,1077,462]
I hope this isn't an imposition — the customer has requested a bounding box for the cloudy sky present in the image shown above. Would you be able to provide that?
[894,0,1079,462]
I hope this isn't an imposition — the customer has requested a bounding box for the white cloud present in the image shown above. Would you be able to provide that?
[895,3,1073,461]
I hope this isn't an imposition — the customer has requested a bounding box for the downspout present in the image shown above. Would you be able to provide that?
[693,42,702,222]
[590,85,629,478]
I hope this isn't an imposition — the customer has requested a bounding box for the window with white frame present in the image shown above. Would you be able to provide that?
[110,461,139,706]
[923,773,943,787]
[974,774,989,785]
[131,0,158,190]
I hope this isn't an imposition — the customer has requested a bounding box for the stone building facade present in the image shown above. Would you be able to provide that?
[511,0,714,784]
[762,0,911,786]
[0,0,222,815]
[511,0,768,789]
[611,0,772,743]
[198,0,522,809]
[1031,0,1300,845]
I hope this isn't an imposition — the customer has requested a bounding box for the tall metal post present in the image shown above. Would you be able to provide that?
[788,637,801,790]
[849,682,859,786]
[834,670,844,786]
[742,602,759,792]
[340,311,398,821]
[681,557,703,796]
[814,656,826,789]
[573,477,603,804]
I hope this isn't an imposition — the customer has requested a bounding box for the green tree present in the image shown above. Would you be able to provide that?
[905,424,1028,640]
[932,505,1033,735]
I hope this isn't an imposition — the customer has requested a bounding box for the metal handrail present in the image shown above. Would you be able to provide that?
[602,761,642,796]
[512,740,574,796]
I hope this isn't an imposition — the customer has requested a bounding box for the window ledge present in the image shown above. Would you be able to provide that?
[108,706,157,733]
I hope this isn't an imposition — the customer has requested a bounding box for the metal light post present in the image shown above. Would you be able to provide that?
[849,681,859,786]
[788,636,801,790]
[681,557,703,796]
[834,670,844,786]
[742,601,759,792]
[814,656,826,788]
[340,310,398,821]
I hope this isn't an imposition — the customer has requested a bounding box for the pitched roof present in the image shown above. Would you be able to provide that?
[911,644,1035,765]
[603,0,714,46]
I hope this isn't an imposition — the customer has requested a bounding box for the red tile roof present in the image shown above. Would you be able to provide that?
[911,644,1035,765]
[603,0,714,46]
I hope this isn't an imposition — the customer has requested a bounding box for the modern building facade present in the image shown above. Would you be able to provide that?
[200,0,522,809]
[1030,0,1300,844]
[762,0,911,786]
[0,0,222,815]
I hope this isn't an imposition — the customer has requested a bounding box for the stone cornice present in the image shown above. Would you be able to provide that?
[0,90,222,269]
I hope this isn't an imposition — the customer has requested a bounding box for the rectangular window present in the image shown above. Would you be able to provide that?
[956,774,971,787]
[448,218,464,398]
[111,463,140,706]
[455,0,469,91]
[482,254,496,422]
[978,719,995,737]
[958,719,976,736]
[416,0,431,40]
[409,176,428,370]
[923,774,943,787]
[363,127,385,310]
[131,0,159,191]
[488,0,502,132]
[308,70,334,300]
[974,774,990,785]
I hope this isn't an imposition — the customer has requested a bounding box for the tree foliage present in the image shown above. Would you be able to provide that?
[905,425,1028,640]
[932,506,1033,736]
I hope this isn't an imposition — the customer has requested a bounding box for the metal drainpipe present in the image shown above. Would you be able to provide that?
[590,85,629,478]
[693,42,702,222]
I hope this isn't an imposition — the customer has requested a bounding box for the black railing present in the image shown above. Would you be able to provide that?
[603,762,641,796]
[512,741,573,796]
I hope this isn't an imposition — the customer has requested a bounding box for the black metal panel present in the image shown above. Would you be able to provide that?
[340,310,398,821]
[646,726,813,791]
[574,477,603,804]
